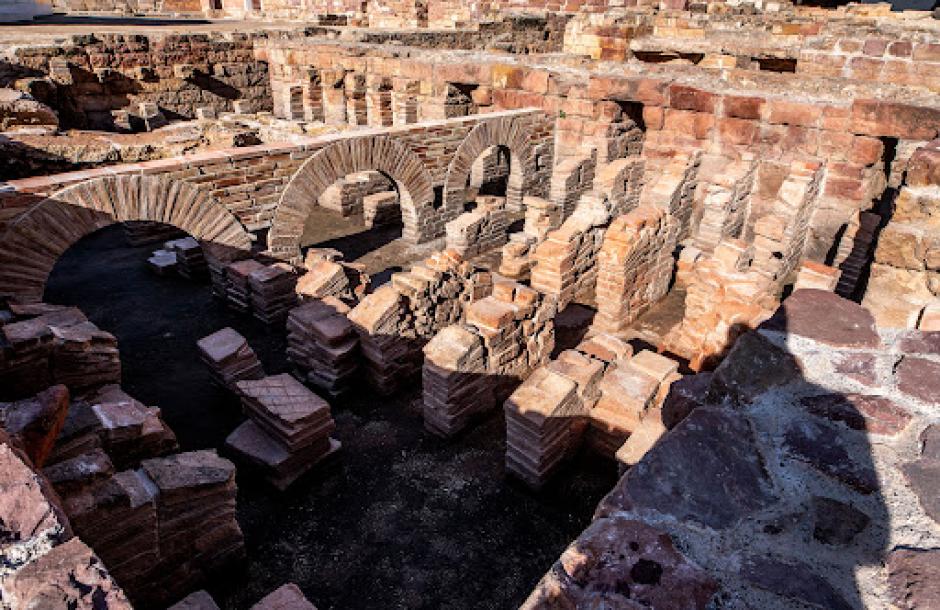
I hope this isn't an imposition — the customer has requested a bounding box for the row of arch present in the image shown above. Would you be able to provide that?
[0,115,538,302]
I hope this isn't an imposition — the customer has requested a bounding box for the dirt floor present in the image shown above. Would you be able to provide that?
[44,224,618,610]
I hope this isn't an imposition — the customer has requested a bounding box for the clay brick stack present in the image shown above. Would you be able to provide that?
[147,248,178,275]
[363,191,400,228]
[43,447,243,607]
[445,196,511,258]
[140,451,244,604]
[203,242,251,300]
[422,280,557,438]
[593,205,679,335]
[166,237,208,280]
[226,259,267,313]
[585,350,681,457]
[296,258,350,300]
[54,464,160,597]
[504,367,583,489]
[48,318,121,392]
[286,298,359,397]
[0,305,120,400]
[227,373,340,490]
[347,250,490,394]
[531,196,612,309]
[422,325,490,437]
[197,328,265,391]
[249,263,298,324]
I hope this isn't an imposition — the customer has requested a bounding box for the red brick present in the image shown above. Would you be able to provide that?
[668,84,717,113]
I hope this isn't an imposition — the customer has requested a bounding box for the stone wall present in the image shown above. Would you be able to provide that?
[525,289,940,610]
[11,33,271,131]
[0,108,551,239]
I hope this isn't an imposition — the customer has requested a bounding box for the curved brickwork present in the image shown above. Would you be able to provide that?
[442,116,536,214]
[268,136,436,260]
[0,175,252,302]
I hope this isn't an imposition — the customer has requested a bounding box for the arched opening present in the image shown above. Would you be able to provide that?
[465,144,511,210]
[0,174,252,302]
[300,169,407,286]
[268,136,437,261]
[442,117,536,217]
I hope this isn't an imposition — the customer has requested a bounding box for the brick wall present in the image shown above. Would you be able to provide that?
[1,108,552,237]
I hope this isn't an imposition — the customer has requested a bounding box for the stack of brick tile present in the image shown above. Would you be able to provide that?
[691,156,757,255]
[422,280,556,437]
[503,334,687,488]
[197,327,265,391]
[226,374,340,490]
[122,221,185,247]
[166,237,208,280]
[249,263,298,324]
[504,367,584,489]
[793,260,841,291]
[662,239,780,370]
[348,249,490,395]
[286,298,359,397]
[587,350,680,464]
[48,459,160,598]
[593,205,679,335]
[530,195,612,309]
[296,253,351,301]
[47,385,177,471]
[422,325,490,437]
[42,429,242,608]
[138,451,244,605]
[147,248,178,275]
[225,259,267,313]
[203,242,251,300]
[502,334,634,489]
[445,196,511,258]
[0,304,120,400]
[48,318,121,392]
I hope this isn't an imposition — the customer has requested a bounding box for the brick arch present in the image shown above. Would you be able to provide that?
[443,117,536,214]
[0,174,252,302]
[268,136,435,261]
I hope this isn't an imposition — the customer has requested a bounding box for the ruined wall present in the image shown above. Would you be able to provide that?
[10,33,271,131]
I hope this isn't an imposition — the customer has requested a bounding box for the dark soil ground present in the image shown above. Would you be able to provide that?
[45,224,618,610]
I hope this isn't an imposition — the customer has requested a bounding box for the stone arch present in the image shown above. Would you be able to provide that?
[0,174,252,302]
[443,117,536,216]
[268,136,435,261]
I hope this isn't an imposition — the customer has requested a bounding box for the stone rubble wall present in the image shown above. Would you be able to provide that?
[525,289,940,610]
[11,33,271,132]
